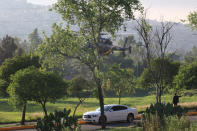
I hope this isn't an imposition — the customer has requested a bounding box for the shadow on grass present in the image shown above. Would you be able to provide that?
[57,100,99,108]
[0,101,15,112]
[27,103,59,113]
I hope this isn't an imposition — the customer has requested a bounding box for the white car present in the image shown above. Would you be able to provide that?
[82,104,138,124]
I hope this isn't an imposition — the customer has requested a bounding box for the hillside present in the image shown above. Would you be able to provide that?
[0,0,60,38]
[0,0,196,51]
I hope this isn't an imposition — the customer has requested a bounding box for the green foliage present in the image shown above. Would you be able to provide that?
[104,53,135,70]
[106,64,135,104]
[0,79,8,97]
[142,114,193,131]
[0,35,18,65]
[0,55,40,82]
[53,0,143,36]
[28,28,42,51]
[137,69,153,89]
[143,104,188,131]
[69,75,94,98]
[188,11,197,30]
[167,52,182,62]
[137,58,180,91]
[145,103,186,118]
[36,108,78,131]
[7,66,68,116]
[184,46,197,63]
[174,60,197,91]
[0,55,40,97]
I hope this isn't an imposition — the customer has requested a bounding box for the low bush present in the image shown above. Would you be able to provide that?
[142,103,196,131]
[145,103,187,118]
[142,114,195,131]
[36,108,79,131]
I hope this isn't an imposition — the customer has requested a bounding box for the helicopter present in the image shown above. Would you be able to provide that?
[96,34,132,56]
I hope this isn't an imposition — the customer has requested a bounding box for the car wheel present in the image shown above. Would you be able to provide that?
[99,116,107,124]
[127,114,134,123]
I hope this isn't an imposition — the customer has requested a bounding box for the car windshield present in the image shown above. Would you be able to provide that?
[96,105,111,111]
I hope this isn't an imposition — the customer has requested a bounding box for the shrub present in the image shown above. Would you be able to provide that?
[145,103,187,118]
[142,114,195,131]
[36,108,79,131]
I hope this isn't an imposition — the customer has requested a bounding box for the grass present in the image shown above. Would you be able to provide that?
[0,93,197,123]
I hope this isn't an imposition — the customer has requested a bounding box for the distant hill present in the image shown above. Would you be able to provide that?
[118,20,197,52]
[0,0,196,51]
[0,0,60,39]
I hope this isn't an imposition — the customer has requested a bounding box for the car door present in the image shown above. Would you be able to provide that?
[119,106,128,121]
[110,106,123,121]
[105,106,118,122]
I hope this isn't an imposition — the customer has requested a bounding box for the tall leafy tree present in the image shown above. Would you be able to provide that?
[137,58,180,95]
[7,67,68,124]
[184,46,197,63]
[0,35,18,64]
[28,28,42,51]
[173,60,197,91]
[0,79,8,97]
[136,14,175,103]
[0,55,40,124]
[0,55,40,96]
[40,0,142,128]
[107,64,135,104]
[187,11,197,30]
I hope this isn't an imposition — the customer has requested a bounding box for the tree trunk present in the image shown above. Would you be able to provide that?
[92,65,105,129]
[118,93,121,104]
[73,99,84,118]
[156,86,159,103]
[41,102,47,116]
[21,103,26,125]
[97,83,105,129]
[159,87,162,103]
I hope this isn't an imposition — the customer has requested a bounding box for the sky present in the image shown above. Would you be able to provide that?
[27,0,197,22]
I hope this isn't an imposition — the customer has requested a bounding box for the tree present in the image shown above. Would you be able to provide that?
[167,52,182,62]
[173,60,197,91]
[40,0,142,128]
[0,35,18,65]
[0,55,40,124]
[187,11,197,30]
[69,75,94,118]
[137,58,180,95]
[0,55,40,96]
[116,35,146,77]
[28,28,42,51]
[136,13,175,103]
[107,64,135,104]
[184,46,197,63]
[7,67,68,121]
[0,79,8,97]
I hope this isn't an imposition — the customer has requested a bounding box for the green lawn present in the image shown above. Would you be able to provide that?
[0,94,197,123]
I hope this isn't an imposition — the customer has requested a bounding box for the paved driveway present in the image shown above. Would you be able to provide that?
[11,116,197,131]
[12,120,140,131]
